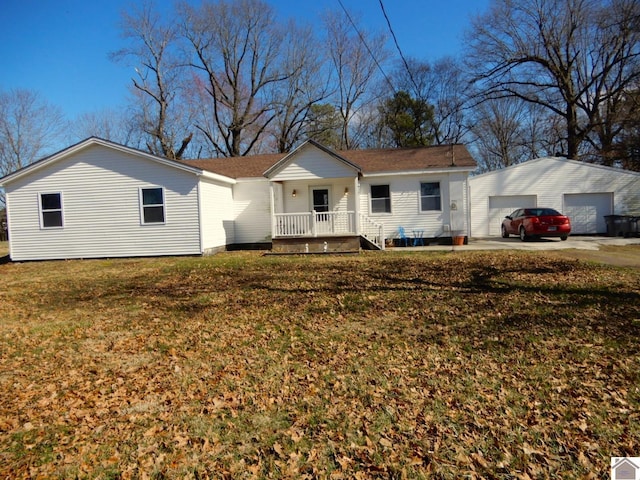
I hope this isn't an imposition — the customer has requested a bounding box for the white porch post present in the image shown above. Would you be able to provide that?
[354,176,360,235]
[269,182,276,239]
[311,210,317,237]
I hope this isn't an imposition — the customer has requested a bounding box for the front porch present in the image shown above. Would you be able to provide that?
[272,211,385,251]
[264,143,383,251]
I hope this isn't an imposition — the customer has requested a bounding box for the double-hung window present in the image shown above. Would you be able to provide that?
[140,187,165,224]
[371,184,391,214]
[39,192,63,228]
[420,182,441,211]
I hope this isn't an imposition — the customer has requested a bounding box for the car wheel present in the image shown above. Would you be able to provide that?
[519,226,528,242]
[501,225,509,238]
[560,235,568,241]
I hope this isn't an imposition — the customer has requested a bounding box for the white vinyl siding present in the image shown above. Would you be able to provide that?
[269,146,358,181]
[5,144,203,260]
[278,179,353,216]
[470,157,640,237]
[199,177,235,251]
[232,179,272,243]
[360,172,467,240]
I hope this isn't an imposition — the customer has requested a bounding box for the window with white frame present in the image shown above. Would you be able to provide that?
[140,187,165,224]
[420,182,441,211]
[371,184,391,213]
[39,192,63,228]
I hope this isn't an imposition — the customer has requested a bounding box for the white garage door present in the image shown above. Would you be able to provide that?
[563,193,612,234]
[488,195,537,236]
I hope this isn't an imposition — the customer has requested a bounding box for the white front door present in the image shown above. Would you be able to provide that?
[312,187,332,234]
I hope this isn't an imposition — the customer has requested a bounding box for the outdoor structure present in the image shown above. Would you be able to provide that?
[611,457,640,480]
[469,157,640,237]
[0,137,476,261]
[0,138,236,261]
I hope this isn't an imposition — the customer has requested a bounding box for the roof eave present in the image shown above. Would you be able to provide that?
[0,137,206,186]
[362,165,476,177]
[198,170,237,184]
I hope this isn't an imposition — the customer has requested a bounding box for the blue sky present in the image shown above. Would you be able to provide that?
[0,0,488,120]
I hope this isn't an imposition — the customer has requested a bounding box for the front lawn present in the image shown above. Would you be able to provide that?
[1,251,638,478]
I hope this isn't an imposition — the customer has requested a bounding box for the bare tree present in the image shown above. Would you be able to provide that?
[71,108,142,147]
[517,102,563,159]
[470,96,535,171]
[266,21,332,153]
[0,89,66,175]
[470,94,567,172]
[466,0,640,161]
[617,86,640,170]
[112,2,192,159]
[395,57,469,145]
[582,1,640,166]
[180,0,296,157]
[0,89,67,206]
[323,9,389,150]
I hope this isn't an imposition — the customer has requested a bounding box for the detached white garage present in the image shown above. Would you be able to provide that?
[470,157,640,237]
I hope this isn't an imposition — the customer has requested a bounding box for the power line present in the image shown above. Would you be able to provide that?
[336,0,395,92]
[378,0,421,96]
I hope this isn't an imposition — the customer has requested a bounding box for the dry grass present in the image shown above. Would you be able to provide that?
[0,250,638,478]
[0,241,8,257]
[549,244,640,268]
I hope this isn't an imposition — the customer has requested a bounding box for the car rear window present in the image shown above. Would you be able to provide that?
[524,208,561,216]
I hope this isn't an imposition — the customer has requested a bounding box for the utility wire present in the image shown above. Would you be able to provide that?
[378,0,421,96]
[336,0,395,92]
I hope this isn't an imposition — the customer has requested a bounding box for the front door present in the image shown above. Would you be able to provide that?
[312,188,329,213]
[312,188,331,234]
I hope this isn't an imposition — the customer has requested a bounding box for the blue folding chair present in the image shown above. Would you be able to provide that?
[398,226,409,247]
[412,229,425,246]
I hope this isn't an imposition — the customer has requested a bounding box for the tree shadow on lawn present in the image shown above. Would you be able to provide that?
[31,254,640,349]
[248,256,640,348]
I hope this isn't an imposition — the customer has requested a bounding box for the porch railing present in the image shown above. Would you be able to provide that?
[274,211,356,237]
[273,211,385,250]
[359,213,385,250]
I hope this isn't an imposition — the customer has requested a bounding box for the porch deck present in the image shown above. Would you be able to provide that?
[272,211,384,250]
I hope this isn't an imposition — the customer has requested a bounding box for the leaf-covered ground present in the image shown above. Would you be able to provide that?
[1,250,638,479]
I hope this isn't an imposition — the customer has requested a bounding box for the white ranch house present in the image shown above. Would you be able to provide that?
[0,137,476,261]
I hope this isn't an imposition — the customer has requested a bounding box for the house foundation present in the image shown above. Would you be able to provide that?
[271,236,361,254]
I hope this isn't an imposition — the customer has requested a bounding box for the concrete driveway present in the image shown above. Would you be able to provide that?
[397,236,640,252]
[459,236,640,251]
[393,236,640,268]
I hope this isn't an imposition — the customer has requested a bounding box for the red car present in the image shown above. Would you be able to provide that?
[501,208,571,241]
